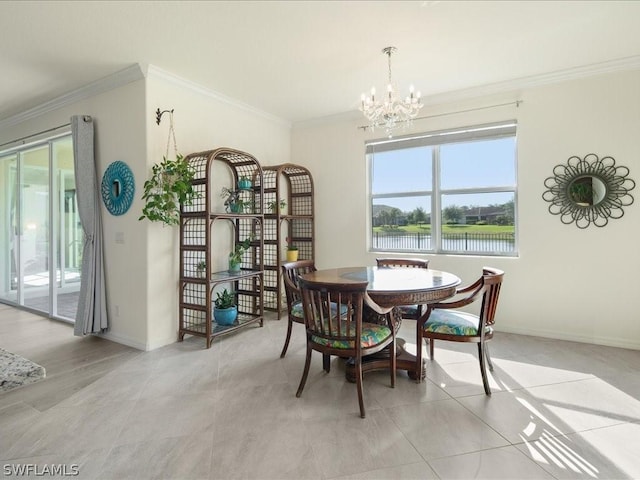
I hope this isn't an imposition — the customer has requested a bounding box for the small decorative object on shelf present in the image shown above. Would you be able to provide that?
[220,187,250,213]
[213,289,238,325]
[195,260,206,278]
[237,176,252,190]
[229,236,253,273]
[286,237,299,262]
[267,199,286,213]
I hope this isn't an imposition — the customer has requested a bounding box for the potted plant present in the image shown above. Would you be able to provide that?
[267,198,286,214]
[286,236,299,262]
[139,154,199,226]
[228,236,253,273]
[237,176,252,191]
[195,260,207,278]
[213,288,237,325]
[220,187,243,213]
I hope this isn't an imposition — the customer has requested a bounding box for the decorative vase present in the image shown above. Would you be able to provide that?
[237,178,252,190]
[214,306,238,326]
[228,259,241,273]
[229,202,243,214]
[286,249,299,262]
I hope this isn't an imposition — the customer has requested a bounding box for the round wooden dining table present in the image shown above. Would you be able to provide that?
[300,266,461,381]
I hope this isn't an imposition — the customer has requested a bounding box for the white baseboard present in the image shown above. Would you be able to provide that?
[99,330,178,351]
[98,331,147,351]
[497,325,640,351]
[145,335,180,352]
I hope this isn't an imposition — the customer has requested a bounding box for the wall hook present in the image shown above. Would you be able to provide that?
[155,108,174,125]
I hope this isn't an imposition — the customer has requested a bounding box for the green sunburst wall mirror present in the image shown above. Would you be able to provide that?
[542,153,635,229]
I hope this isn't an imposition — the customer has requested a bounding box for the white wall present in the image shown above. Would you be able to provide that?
[0,77,149,349]
[291,69,640,350]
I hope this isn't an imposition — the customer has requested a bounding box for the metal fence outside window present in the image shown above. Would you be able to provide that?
[372,231,515,253]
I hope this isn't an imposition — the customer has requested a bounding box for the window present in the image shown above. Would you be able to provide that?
[368,121,517,256]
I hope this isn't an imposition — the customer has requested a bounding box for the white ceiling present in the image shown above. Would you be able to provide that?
[2,1,640,125]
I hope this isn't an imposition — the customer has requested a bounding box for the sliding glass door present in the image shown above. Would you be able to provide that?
[21,145,51,312]
[0,153,18,306]
[0,134,81,321]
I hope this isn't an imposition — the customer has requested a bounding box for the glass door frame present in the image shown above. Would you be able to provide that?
[0,131,79,322]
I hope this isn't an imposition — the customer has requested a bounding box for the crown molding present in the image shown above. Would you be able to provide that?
[295,55,640,129]
[0,62,290,131]
[144,64,291,128]
[422,55,640,107]
[0,64,144,130]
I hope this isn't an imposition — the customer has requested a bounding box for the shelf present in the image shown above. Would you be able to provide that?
[178,147,265,348]
[210,269,262,282]
[181,313,263,348]
[262,164,315,318]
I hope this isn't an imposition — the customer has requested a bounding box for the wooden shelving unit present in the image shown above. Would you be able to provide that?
[178,148,264,348]
[262,163,314,318]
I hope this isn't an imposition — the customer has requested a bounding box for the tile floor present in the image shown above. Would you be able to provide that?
[1,303,640,479]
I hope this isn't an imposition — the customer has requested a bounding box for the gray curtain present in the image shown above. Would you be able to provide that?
[72,115,108,335]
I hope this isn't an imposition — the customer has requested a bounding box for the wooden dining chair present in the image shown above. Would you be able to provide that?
[280,260,317,358]
[296,277,396,418]
[376,258,430,320]
[417,267,504,394]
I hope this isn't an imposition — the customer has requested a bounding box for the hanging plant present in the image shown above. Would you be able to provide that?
[138,154,198,226]
[139,110,199,226]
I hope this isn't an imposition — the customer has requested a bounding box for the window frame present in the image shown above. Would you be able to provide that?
[367,121,518,257]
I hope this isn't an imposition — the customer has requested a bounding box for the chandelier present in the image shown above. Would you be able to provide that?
[360,46,423,136]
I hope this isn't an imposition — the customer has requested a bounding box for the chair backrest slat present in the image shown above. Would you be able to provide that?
[298,277,368,353]
[282,260,317,310]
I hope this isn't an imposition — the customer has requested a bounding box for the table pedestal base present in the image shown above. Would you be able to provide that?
[345,339,425,383]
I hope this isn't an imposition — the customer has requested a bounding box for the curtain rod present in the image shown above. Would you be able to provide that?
[0,115,92,150]
[357,100,522,131]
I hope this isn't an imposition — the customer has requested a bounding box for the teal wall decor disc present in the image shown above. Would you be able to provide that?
[101,161,135,216]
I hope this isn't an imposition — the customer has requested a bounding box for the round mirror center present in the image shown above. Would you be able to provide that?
[569,176,606,206]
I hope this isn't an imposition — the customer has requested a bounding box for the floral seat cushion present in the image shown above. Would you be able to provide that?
[291,301,347,320]
[424,309,492,336]
[311,322,392,349]
[290,301,304,319]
